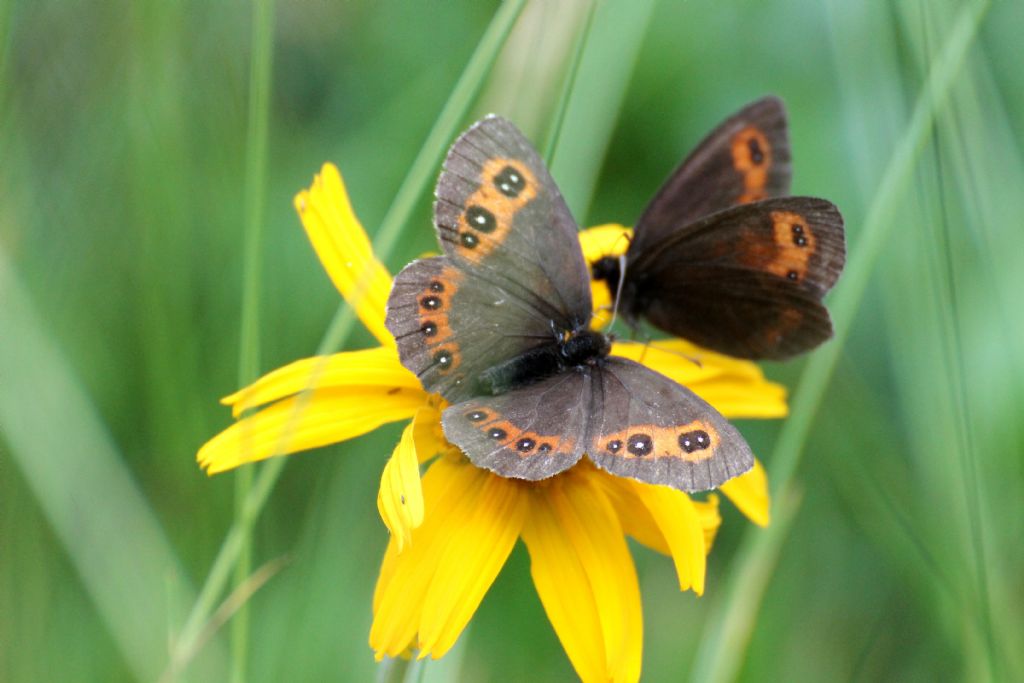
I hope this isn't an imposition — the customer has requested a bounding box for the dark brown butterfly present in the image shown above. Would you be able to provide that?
[591,96,846,360]
[385,116,753,492]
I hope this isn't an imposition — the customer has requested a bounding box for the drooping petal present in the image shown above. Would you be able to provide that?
[417,471,527,658]
[370,455,488,659]
[720,458,770,527]
[197,387,423,474]
[610,340,788,419]
[375,405,452,550]
[222,347,420,417]
[377,419,423,552]
[693,493,722,552]
[294,163,394,346]
[522,470,643,683]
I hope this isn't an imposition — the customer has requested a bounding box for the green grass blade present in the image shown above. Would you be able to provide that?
[542,0,597,165]
[548,0,659,221]
[232,1,276,681]
[691,1,991,681]
[0,246,228,682]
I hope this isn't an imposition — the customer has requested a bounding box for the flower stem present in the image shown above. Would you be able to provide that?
[691,1,991,681]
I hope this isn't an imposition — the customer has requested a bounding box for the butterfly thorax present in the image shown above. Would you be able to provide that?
[477,328,610,396]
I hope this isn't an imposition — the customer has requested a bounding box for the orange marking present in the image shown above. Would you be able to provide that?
[731,126,771,204]
[432,343,461,374]
[768,210,816,280]
[457,158,538,264]
[418,267,463,357]
[598,421,720,463]
[470,416,576,458]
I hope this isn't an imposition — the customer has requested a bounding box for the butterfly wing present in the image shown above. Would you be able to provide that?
[433,115,592,331]
[441,371,592,480]
[586,357,753,492]
[386,256,561,402]
[630,196,845,359]
[630,96,791,256]
[386,115,594,403]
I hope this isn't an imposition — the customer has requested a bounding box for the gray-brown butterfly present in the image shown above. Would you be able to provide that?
[385,116,753,492]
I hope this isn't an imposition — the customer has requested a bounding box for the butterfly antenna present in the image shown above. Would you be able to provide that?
[607,253,628,330]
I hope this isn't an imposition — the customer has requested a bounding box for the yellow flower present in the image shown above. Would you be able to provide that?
[198,163,784,681]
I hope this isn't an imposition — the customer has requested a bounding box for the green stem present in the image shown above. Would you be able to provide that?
[167,1,526,676]
[232,1,275,682]
[691,2,990,681]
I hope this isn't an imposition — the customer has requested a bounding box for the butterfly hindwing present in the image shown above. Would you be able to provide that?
[586,358,753,492]
[441,371,591,480]
[628,196,844,359]
[434,115,592,332]
[631,96,791,255]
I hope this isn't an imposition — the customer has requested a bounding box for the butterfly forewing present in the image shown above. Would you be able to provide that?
[386,256,563,403]
[585,358,753,492]
[630,96,791,255]
[434,115,592,331]
[631,197,845,359]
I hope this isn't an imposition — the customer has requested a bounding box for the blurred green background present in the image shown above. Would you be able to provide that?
[2,0,1022,681]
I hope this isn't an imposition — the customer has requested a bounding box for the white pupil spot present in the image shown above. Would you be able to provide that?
[697,434,706,444]
[682,438,691,448]
[474,215,485,225]
[509,173,519,182]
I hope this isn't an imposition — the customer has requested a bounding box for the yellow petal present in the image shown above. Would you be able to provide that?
[377,418,424,552]
[626,479,707,595]
[222,346,420,417]
[417,472,527,658]
[579,224,633,329]
[693,494,722,552]
[579,223,633,263]
[294,163,394,346]
[720,458,771,527]
[522,470,642,683]
[410,400,449,464]
[610,340,788,419]
[197,387,422,474]
[598,470,671,555]
[371,455,487,659]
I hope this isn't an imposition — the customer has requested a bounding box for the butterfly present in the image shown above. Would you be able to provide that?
[591,96,846,360]
[385,116,753,492]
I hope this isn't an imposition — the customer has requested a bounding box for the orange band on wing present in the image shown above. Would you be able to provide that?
[454,158,538,264]
[459,409,577,459]
[767,210,817,281]
[731,126,772,203]
[416,266,464,375]
[597,421,721,463]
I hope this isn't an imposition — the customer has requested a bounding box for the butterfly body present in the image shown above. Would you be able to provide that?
[386,115,755,492]
[591,97,846,360]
